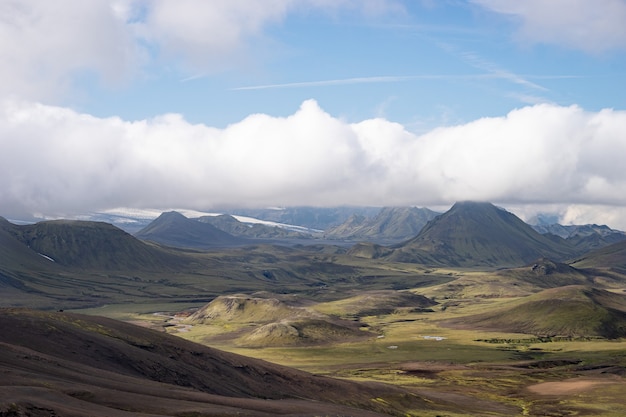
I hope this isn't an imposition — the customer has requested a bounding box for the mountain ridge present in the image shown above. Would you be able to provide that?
[386,201,577,267]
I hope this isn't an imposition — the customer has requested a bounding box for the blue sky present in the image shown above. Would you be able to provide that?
[1,0,626,228]
[78,0,624,130]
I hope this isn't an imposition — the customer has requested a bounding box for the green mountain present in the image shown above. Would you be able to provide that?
[0,308,426,416]
[386,201,575,267]
[2,217,185,271]
[325,206,440,241]
[136,211,244,248]
[442,285,626,338]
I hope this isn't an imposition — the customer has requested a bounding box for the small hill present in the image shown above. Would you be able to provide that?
[186,294,320,324]
[387,202,575,267]
[238,318,370,347]
[495,258,593,289]
[326,206,439,241]
[135,211,244,248]
[0,308,425,416]
[186,295,373,346]
[314,290,437,317]
[442,286,626,338]
[347,242,393,258]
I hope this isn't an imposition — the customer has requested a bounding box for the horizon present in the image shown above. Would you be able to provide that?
[3,201,625,233]
[1,1,625,228]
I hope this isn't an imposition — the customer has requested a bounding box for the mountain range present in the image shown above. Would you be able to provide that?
[3,202,626,415]
[3,201,626,311]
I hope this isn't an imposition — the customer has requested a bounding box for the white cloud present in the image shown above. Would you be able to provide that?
[0,0,403,101]
[0,0,138,101]
[2,98,626,228]
[473,0,626,53]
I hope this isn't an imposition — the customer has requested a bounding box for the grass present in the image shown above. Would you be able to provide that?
[68,263,626,416]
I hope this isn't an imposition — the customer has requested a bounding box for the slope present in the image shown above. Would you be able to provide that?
[387,201,575,267]
[570,240,626,274]
[0,308,427,416]
[185,294,372,347]
[441,286,626,338]
[12,219,187,270]
[136,211,244,248]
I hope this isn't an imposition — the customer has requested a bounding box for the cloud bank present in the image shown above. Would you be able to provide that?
[2,98,626,227]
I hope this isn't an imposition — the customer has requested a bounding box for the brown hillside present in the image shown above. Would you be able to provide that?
[0,308,429,416]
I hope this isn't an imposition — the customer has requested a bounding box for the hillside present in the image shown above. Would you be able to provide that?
[495,258,593,289]
[0,308,426,416]
[325,206,439,241]
[442,285,626,338]
[386,201,576,267]
[135,211,244,248]
[2,217,186,271]
[185,295,372,347]
[314,290,437,317]
[570,239,626,276]
[186,294,321,324]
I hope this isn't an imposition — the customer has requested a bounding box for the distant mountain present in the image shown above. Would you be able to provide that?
[136,211,244,248]
[0,308,425,416]
[2,217,185,270]
[442,285,626,338]
[533,223,626,252]
[197,214,312,239]
[230,206,381,230]
[325,206,440,241]
[386,201,576,267]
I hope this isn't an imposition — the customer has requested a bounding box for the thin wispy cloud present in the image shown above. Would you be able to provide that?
[232,76,428,90]
[232,73,577,91]
[459,51,549,91]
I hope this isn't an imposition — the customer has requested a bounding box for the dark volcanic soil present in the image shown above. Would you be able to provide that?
[0,308,428,416]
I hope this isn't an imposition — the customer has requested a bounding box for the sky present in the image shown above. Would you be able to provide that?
[1,0,626,228]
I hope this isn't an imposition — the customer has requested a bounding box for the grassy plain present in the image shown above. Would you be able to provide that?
[69,252,626,416]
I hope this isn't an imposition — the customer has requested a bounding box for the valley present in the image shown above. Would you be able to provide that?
[2,202,626,416]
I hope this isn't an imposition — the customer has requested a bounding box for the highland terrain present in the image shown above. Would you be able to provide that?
[2,202,626,416]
